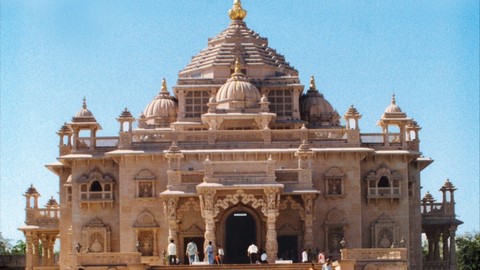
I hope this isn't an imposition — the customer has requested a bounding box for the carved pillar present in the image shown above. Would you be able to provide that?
[32,233,40,268]
[199,188,217,251]
[24,232,34,270]
[449,227,458,270]
[442,230,449,261]
[302,193,316,249]
[433,231,440,261]
[264,188,280,263]
[163,196,179,246]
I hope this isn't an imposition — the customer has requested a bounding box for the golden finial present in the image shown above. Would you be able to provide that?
[82,97,87,109]
[160,78,168,93]
[391,93,396,104]
[228,0,247,21]
[234,59,242,74]
[309,76,316,90]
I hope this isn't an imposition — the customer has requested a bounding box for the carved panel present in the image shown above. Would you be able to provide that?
[82,217,111,253]
[370,213,399,248]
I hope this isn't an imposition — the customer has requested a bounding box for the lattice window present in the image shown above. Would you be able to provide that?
[268,90,293,117]
[134,169,156,198]
[185,91,210,118]
[77,169,115,208]
[365,166,402,203]
[324,167,345,198]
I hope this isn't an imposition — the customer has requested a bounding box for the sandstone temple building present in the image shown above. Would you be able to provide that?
[19,1,462,270]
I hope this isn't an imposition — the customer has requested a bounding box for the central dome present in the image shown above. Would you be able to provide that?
[215,60,261,110]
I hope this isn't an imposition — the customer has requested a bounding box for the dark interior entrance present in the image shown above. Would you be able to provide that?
[277,235,298,262]
[225,211,256,264]
[183,237,204,263]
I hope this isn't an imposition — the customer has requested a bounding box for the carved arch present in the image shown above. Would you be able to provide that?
[279,196,305,220]
[214,190,266,217]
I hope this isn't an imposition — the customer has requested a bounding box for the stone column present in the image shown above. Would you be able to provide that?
[449,227,458,270]
[163,196,179,247]
[302,194,316,249]
[442,230,449,261]
[32,234,40,268]
[199,189,217,252]
[264,188,280,263]
[24,232,34,270]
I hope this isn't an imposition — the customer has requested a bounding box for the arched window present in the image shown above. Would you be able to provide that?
[90,180,102,192]
[378,176,390,188]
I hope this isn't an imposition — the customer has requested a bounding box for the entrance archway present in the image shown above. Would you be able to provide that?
[225,210,257,264]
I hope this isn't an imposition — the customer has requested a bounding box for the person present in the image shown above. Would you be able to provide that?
[167,239,177,265]
[247,242,258,264]
[185,239,198,265]
[301,248,308,263]
[260,249,268,263]
[217,245,224,264]
[206,241,214,264]
[317,250,326,264]
[322,258,332,270]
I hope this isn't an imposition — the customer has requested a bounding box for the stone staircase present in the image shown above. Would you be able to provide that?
[149,263,321,270]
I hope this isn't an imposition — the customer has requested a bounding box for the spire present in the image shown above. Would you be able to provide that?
[82,97,87,109]
[228,0,247,21]
[160,78,168,94]
[391,93,396,105]
[234,59,242,75]
[309,76,316,90]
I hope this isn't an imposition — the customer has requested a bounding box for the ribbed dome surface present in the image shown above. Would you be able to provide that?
[300,77,339,126]
[216,77,260,103]
[384,94,402,113]
[72,98,97,122]
[142,79,178,127]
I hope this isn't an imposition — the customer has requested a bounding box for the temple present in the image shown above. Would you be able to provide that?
[18,1,462,270]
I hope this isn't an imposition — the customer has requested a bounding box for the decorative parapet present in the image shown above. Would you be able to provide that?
[76,252,143,269]
[25,208,60,226]
[341,248,407,261]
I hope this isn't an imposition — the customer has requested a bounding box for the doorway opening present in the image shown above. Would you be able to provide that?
[225,211,256,264]
[277,235,299,262]
[182,236,204,263]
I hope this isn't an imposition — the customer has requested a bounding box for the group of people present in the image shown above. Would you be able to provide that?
[247,242,268,264]
[166,239,225,265]
[301,248,333,269]
[167,238,332,268]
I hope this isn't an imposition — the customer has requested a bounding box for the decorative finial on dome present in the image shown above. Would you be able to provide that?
[309,76,316,90]
[391,93,396,105]
[228,0,247,21]
[234,58,242,74]
[82,97,87,109]
[160,78,168,94]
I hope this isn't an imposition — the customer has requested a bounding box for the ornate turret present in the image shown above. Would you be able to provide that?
[69,98,102,151]
[344,105,362,130]
[300,76,340,127]
[215,59,261,110]
[24,184,40,209]
[142,78,178,128]
[377,94,411,147]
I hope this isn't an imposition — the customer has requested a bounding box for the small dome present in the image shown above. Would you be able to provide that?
[300,76,339,127]
[24,184,40,196]
[57,122,72,134]
[215,60,261,109]
[422,191,435,202]
[142,79,178,127]
[384,94,402,113]
[118,108,133,118]
[72,98,97,122]
[46,196,59,207]
[440,179,456,191]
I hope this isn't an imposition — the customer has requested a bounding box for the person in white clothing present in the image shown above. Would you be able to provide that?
[185,239,198,265]
[247,242,258,264]
[260,249,268,263]
[167,239,177,265]
[301,248,308,263]
[322,258,332,270]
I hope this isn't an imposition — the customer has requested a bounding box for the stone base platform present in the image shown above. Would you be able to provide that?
[149,263,323,270]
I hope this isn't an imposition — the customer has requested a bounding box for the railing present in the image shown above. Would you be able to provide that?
[26,208,60,225]
[216,130,263,142]
[76,252,141,266]
[368,187,400,196]
[75,137,118,149]
[361,133,384,144]
[341,248,407,261]
[275,170,299,182]
[271,129,302,141]
[421,202,454,217]
[308,129,347,141]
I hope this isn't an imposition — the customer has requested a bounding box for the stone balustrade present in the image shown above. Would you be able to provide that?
[341,248,407,261]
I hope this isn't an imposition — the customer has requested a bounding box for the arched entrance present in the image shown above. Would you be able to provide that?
[225,210,257,264]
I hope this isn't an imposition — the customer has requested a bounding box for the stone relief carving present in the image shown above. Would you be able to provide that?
[162,197,178,220]
[279,196,305,220]
[137,231,154,256]
[177,198,201,220]
[134,209,158,228]
[81,217,111,253]
[370,213,399,248]
[214,189,267,217]
[134,169,156,180]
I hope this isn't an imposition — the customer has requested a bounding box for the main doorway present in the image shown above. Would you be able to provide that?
[225,211,256,264]
[277,235,299,262]
[182,237,204,263]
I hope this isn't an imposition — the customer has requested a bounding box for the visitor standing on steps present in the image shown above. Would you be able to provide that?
[247,242,258,264]
[206,241,214,264]
[167,239,177,265]
[185,238,198,265]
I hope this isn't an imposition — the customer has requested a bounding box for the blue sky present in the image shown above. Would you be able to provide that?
[1,0,478,242]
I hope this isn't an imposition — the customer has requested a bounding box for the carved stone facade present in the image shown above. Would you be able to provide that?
[18,1,461,270]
